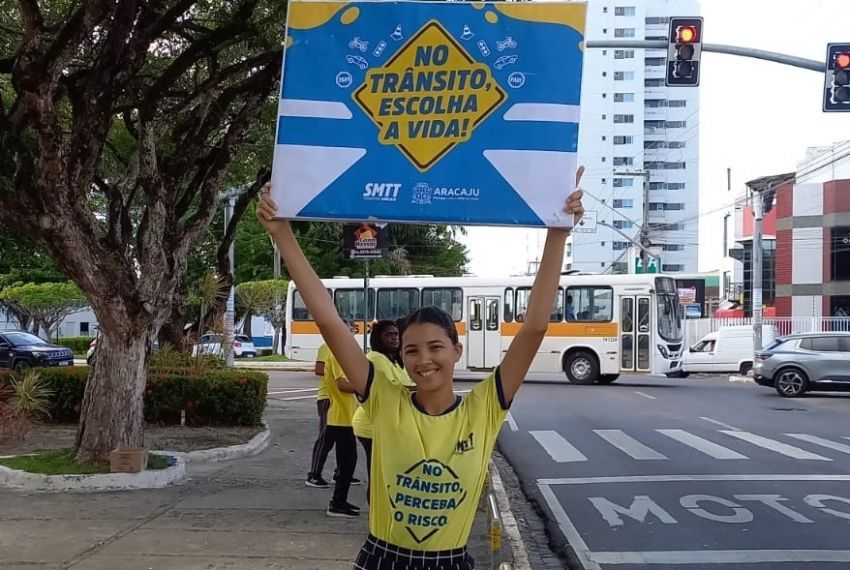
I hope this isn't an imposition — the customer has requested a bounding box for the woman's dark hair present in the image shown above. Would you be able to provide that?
[398,306,459,345]
[369,320,401,365]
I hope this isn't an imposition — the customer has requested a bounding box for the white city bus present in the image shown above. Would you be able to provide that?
[285,273,684,383]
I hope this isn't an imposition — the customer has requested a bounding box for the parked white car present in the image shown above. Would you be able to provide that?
[192,334,257,358]
[675,325,777,376]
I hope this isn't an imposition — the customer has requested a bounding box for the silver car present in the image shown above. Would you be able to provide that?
[754,332,850,397]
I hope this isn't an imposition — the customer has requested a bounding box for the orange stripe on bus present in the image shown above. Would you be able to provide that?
[500,322,618,337]
[291,320,468,336]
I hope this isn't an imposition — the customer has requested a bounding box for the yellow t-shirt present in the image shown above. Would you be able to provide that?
[360,365,509,550]
[352,351,414,439]
[325,353,357,427]
[316,344,332,401]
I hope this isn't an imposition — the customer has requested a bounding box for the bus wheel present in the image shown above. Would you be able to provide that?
[564,351,598,385]
[597,374,619,384]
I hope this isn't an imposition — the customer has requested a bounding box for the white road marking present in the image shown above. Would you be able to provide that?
[268,388,317,395]
[633,391,657,400]
[489,464,531,570]
[278,395,316,401]
[720,430,832,461]
[656,429,748,460]
[589,549,850,565]
[537,473,850,485]
[530,431,588,463]
[538,483,602,570]
[786,433,850,455]
[505,412,519,432]
[594,430,667,460]
[700,416,743,431]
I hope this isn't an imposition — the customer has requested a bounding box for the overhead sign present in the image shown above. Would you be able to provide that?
[343,223,389,259]
[272,1,587,228]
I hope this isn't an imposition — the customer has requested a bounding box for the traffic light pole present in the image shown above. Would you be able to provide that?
[586,41,826,72]
[752,189,764,353]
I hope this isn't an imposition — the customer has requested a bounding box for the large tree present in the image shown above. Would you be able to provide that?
[0,1,282,461]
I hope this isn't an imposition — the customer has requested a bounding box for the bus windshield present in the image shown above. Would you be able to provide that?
[655,277,682,342]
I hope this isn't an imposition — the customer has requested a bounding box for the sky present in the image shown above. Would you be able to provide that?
[460,0,850,277]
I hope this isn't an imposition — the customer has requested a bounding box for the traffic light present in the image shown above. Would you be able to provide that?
[666,17,703,87]
[824,43,850,112]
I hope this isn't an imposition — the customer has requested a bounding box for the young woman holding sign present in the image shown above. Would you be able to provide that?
[257,169,584,570]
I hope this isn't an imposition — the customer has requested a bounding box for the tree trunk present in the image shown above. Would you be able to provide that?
[272,326,280,354]
[74,324,151,463]
[243,312,253,338]
[159,294,188,351]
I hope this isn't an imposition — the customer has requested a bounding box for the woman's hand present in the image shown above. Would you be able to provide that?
[564,165,585,227]
[256,182,287,236]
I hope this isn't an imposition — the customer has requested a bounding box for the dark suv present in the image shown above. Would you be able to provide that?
[0,331,74,372]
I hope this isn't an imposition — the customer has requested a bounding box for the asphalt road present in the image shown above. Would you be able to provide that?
[497,373,850,570]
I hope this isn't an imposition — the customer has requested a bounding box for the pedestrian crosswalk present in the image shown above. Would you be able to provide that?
[525,427,850,464]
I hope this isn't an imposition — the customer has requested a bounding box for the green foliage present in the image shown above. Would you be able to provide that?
[8,370,54,418]
[56,336,95,354]
[0,282,87,337]
[0,365,267,427]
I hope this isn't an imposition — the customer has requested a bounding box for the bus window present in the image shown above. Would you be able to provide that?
[503,288,514,322]
[516,287,563,322]
[292,290,312,321]
[334,288,375,322]
[422,288,463,321]
[567,287,613,322]
[377,288,420,320]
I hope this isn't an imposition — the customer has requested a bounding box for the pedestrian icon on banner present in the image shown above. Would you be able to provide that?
[572,210,597,233]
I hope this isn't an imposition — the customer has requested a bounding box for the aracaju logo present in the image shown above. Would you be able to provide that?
[353,20,507,172]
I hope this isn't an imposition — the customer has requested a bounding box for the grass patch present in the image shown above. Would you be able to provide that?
[0,449,171,474]
[251,354,291,362]
[0,449,108,475]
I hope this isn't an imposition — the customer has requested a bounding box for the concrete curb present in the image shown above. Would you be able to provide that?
[489,462,531,570]
[0,455,185,492]
[164,422,270,463]
[729,375,755,384]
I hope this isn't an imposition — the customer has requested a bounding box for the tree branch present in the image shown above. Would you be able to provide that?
[18,0,44,40]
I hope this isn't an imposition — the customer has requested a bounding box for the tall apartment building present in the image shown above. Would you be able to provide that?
[566,0,701,274]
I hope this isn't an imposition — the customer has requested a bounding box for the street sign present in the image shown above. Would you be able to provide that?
[272,0,587,228]
[572,210,597,233]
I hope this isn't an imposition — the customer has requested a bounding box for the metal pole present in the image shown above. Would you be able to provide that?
[273,241,282,354]
[363,259,370,352]
[614,171,652,273]
[224,197,236,367]
[752,191,764,352]
[585,41,825,72]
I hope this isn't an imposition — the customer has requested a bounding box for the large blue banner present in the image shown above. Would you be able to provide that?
[272,1,586,227]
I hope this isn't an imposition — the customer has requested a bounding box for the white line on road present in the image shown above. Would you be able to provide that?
[720,430,832,461]
[656,429,748,460]
[589,549,850,565]
[278,395,316,401]
[537,483,602,570]
[505,412,519,432]
[537,473,850,485]
[786,433,850,455]
[530,431,588,463]
[268,388,317,395]
[594,429,667,460]
[699,416,743,431]
[490,464,531,570]
[633,391,657,400]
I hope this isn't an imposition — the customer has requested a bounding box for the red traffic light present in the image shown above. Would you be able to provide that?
[836,52,850,70]
[677,25,698,44]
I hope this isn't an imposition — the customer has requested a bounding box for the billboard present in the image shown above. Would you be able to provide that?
[272,1,587,228]
[343,223,389,259]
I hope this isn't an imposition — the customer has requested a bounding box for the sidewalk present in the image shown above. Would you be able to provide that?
[0,396,505,569]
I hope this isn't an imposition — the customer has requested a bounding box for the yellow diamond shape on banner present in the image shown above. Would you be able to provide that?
[353,20,507,172]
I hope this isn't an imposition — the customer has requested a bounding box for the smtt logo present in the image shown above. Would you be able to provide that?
[412,182,432,205]
[454,432,475,455]
[363,182,401,202]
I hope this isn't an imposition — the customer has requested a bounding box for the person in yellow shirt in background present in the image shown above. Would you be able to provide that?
[324,322,361,518]
[258,169,585,568]
[307,323,363,490]
[353,320,414,503]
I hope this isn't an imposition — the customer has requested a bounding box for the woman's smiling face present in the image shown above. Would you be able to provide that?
[401,322,462,393]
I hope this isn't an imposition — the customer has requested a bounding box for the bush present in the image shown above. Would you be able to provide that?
[0,366,267,427]
[56,336,96,353]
